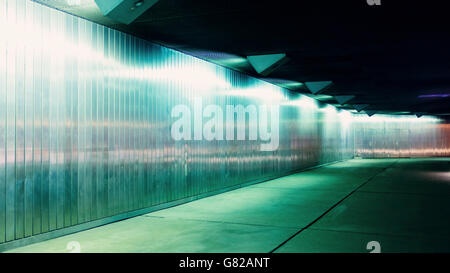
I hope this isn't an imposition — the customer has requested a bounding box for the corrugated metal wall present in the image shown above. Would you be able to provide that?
[354,115,450,158]
[0,0,355,244]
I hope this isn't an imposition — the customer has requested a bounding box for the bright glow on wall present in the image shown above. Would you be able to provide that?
[219,85,286,102]
[0,3,231,92]
[353,114,441,123]
[280,95,318,109]
[67,0,82,6]
[338,110,353,132]
[319,105,338,114]
[354,114,449,158]
[0,0,357,246]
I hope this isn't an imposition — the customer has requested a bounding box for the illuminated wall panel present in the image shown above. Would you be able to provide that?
[354,115,450,158]
[0,0,354,245]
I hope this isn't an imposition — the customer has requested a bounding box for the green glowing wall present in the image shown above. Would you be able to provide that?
[0,0,354,247]
[354,115,450,158]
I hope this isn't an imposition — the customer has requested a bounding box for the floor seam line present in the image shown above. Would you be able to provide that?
[268,160,399,253]
[251,186,364,193]
[308,227,415,238]
[356,190,450,198]
[308,227,450,240]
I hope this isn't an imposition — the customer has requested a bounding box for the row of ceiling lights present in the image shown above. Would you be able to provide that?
[61,1,443,118]
[246,53,431,118]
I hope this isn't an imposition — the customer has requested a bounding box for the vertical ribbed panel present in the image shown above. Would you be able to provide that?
[0,0,356,244]
[0,0,6,244]
[354,115,450,158]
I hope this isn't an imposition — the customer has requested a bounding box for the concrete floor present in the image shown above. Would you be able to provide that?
[6,158,450,253]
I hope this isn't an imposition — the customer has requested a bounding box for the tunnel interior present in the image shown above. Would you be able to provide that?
[0,0,449,253]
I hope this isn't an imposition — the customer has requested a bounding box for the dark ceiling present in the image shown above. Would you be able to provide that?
[36,0,450,115]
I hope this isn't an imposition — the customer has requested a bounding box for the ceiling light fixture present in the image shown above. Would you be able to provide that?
[418,94,450,98]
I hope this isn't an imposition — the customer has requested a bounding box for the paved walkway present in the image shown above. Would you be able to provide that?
[7,158,450,253]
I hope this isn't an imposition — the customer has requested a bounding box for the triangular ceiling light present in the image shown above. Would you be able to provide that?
[94,0,160,25]
[415,112,426,118]
[334,95,355,105]
[305,81,333,94]
[247,53,289,76]
[365,110,377,117]
[353,104,369,112]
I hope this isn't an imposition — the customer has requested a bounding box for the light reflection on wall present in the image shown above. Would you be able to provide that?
[0,0,355,245]
[354,114,450,158]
